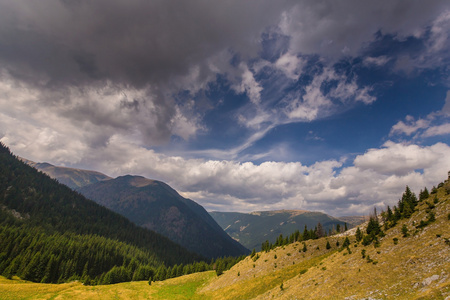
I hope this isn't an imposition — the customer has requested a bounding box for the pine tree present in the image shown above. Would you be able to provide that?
[355,227,363,242]
[316,222,324,238]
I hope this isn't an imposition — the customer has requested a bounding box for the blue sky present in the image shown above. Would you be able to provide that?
[1,1,450,215]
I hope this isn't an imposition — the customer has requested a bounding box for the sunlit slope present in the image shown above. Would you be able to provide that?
[0,271,215,300]
[1,174,449,299]
[200,180,450,300]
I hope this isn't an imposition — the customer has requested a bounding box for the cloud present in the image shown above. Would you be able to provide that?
[0,0,446,153]
[280,1,448,58]
[232,63,263,105]
[98,140,450,215]
[274,52,306,80]
[422,123,450,137]
[363,56,391,67]
[390,90,450,139]
[390,115,431,136]
[1,1,450,216]
[285,67,375,121]
[353,141,441,176]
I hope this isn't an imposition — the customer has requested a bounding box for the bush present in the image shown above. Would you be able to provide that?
[402,224,409,237]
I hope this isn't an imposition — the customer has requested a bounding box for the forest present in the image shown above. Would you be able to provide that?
[0,142,241,284]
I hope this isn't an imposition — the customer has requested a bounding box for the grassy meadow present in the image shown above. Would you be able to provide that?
[0,271,215,300]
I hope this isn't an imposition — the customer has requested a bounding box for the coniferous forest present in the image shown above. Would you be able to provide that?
[0,142,243,285]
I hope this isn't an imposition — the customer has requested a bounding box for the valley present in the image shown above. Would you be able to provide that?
[1,143,449,298]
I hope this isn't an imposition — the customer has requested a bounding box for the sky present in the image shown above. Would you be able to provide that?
[1,1,450,216]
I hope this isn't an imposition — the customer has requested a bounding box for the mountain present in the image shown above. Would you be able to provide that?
[23,160,249,258]
[21,159,111,189]
[0,143,202,284]
[210,210,355,251]
[198,177,450,299]
[78,175,249,258]
[5,172,450,299]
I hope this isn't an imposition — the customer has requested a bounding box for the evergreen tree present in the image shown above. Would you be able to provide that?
[355,227,363,242]
[419,187,429,202]
[303,225,309,240]
[316,222,324,238]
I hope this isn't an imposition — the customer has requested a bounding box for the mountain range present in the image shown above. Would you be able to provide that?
[0,142,202,284]
[210,210,363,251]
[78,175,249,258]
[25,160,248,258]
[21,158,111,189]
[25,159,367,256]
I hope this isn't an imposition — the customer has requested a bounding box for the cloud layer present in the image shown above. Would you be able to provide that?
[1,1,450,215]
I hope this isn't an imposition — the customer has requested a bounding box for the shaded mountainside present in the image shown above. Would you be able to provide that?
[0,143,202,284]
[210,210,351,251]
[199,178,450,300]
[78,176,249,258]
[22,159,111,189]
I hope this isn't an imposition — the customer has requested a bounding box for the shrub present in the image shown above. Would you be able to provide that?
[402,224,409,237]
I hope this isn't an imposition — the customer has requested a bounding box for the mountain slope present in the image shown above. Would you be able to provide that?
[210,210,350,250]
[22,159,111,189]
[199,177,450,299]
[78,175,249,258]
[0,143,201,284]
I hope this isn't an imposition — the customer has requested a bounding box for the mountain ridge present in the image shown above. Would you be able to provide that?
[210,210,361,251]
[0,143,202,284]
[77,175,249,258]
[22,161,249,258]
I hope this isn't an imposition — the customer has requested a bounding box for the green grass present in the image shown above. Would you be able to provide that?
[0,271,216,300]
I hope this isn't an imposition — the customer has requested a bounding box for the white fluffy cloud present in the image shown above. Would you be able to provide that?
[390,90,450,139]
[7,134,446,216]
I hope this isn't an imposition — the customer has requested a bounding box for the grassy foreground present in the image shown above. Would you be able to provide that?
[0,271,215,300]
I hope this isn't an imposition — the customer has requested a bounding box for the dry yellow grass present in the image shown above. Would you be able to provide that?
[199,183,450,300]
[0,271,215,300]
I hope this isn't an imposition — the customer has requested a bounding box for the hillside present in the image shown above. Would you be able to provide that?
[22,159,111,189]
[3,175,449,299]
[0,143,202,284]
[210,210,351,251]
[78,175,249,258]
[199,177,450,299]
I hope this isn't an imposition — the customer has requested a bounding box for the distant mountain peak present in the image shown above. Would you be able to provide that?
[250,209,311,217]
[118,175,156,187]
[22,158,112,189]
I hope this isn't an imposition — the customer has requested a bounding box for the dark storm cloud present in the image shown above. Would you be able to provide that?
[1,0,450,215]
[0,0,292,88]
